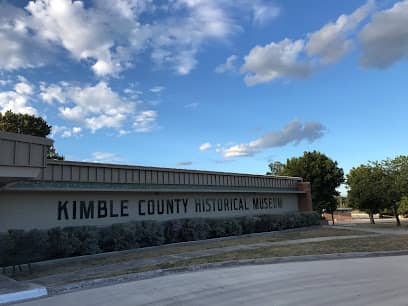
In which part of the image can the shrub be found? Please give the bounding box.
[99,223,139,252]
[0,212,320,267]
[138,221,165,247]
[47,227,76,258]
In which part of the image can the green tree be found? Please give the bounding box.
[379,156,408,226]
[347,163,386,224]
[0,110,51,136]
[0,110,64,160]
[397,196,408,217]
[266,161,285,175]
[278,151,344,216]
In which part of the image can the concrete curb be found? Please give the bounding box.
[0,287,47,305]
[48,250,408,296]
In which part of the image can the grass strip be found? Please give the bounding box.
[81,234,408,281]
[13,227,366,281]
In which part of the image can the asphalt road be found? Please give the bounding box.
[18,255,408,306]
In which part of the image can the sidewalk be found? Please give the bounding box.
[0,275,47,305]
[330,224,408,235]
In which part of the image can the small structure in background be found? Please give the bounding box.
[323,207,352,223]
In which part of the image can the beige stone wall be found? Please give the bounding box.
[0,191,299,231]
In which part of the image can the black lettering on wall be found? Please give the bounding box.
[139,200,146,215]
[182,199,188,213]
[224,199,230,211]
[174,199,181,213]
[98,200,108,218]
[109,200,119,218]
[217,199,223,212]
[121,200,129,217]
[167,200,174,214]
[80,201,94,219]
[157,200,164,215]
[147,200,155,215]
[72,201,77,219]
[195,199,202,213]
[58,201,69,220]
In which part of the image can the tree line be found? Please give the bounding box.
[347,157,408,225]
[268,152,408,226]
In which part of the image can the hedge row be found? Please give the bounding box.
[0,212,320,267]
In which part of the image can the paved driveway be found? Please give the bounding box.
[17,255,408,306]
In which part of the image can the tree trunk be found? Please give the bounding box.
[331,211,335,225]
[369,211,375,224]
[392,204,401,226]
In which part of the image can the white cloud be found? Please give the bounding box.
[0,0,282,76]
[240,1,376,85]
[149,86,165,93]
[89,152,124,164]
[199,142,212,151]
[215,55,238,73]
[51,125,82,138]
[241,39,310,86]
[306,0,375,64]
[359,0,408,68]
[55,81,135,132]
[0,79,12,86]
[0,3,51,71]
[40,83,66,104]
[0,78,37,115]
[218,120,326,158]
[184,102,199,109]
[39,81,153,133]
[251,2,280,26]
[26,0,125,77]
[14,80,33,95]
[176,161,193,166]
[133,110,158,132]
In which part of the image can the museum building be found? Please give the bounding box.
[0,131,312,232]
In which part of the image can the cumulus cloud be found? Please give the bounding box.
[25,0,129,77]
[0,0,281,76]
[0,77,37,115]
[56,81,135,132]
[199,142,212,151]
[215,55,238,73]
[359,0,408,68]
[39,80,157,134]
[218,120,326,158]
[89,152,124,164]
[241,39,311,86]
[133,110,158,133]
[306,0,375,64]
[240,1,375,85]
[149,86,165,93]
[0,3,52,71]
[251,2,281,26]
[184,102,199,109]
[40,83,66,104]
[51,125,82,138]
[176,161,193,166]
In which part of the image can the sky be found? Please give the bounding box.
[0,0,407,192]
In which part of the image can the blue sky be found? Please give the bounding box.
[0,0,407,191]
